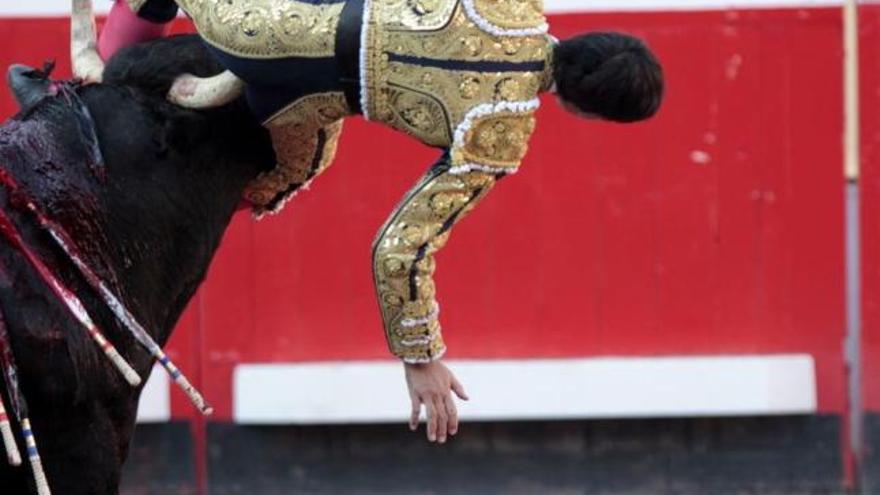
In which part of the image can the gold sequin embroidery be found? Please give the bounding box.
[380,0,458,31]
[467,0,546,31]
[385,86,452,147]
[455,112,536,168]
[373,166,497,362]
[385,4,547,63]
[244,92,349,212]
[364,0,548,150]
[175,0,344,59]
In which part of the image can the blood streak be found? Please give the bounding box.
[0,168,212,414]
[0,204,141,387]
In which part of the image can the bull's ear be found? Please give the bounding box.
[6,64,52,111]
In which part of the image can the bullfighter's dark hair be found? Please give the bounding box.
[553,32,664,123]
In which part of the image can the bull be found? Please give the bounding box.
[0,33,274,494]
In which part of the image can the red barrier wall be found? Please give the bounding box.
[0,8,848,421]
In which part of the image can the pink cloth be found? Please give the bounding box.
[98,0,171,61]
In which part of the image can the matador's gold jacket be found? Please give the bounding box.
[126,0,555,363]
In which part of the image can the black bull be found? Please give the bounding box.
[0,35,274,494]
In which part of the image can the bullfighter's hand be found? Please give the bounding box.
[404,361,469,444]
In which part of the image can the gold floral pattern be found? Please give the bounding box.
[384,3,547,63]
[467,0,545,31]
[380,0,459,31]
[174,0,344,59]
[454,111,536,168]
[364,0,547,147]
[244,92,349,214]
[373,166,497,362]
[386,86,452,146]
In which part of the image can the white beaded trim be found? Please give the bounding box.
[449,163,520,175]
[461,0,549,37]
[402,345,448,364]
[453,99,541,150]
[400,303,441,328]
[359,0,374,121]
[451,99,540,173]
[401,336,435,347]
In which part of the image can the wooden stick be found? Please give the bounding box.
[0,170,211,415]
[42,224,211,414]
[21,418,51,495]
[0,282,49,492]
[0,393,21,466]
[0,208,140,387]
[844,0,861,181]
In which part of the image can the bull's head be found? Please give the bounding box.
[71,0,244,108]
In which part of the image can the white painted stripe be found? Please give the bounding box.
[0,1,114,17]
[0,0,855,18]
[136,365,171,423]
[234,355,817,424]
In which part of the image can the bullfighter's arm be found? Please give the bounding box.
[372,154,501,364]
[373,109,536,363]
[98,0,178,60]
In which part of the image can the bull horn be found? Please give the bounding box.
[167,72,244,109]
[71,0,105,83]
